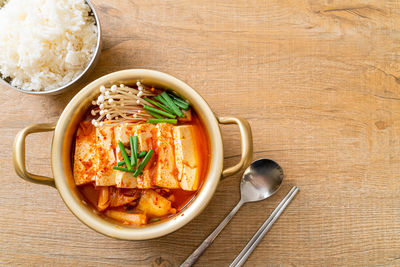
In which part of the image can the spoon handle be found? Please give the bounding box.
[229,186,299,267]
[180,200,244,267]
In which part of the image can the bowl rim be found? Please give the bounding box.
[51,69,224,240]
[0,0,102,95]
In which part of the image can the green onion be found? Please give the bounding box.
[147,118,178,124]
[117,151,147,166]
[173,99,189,110]
[155,95,173,111]
[143,105,176,119]
[149,218,161,223]
[130,136,138,167]
[113,166,135,173]
[161,92,184,117]
[137,151,147,158]
[133,149,154,177]
[168,94,190,110]
[118,141,132,170]
[145,109,163,119]
[143,97,174,114]
[170,94,188,105]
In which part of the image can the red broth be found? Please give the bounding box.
[74,97,210,225]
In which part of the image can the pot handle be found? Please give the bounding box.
[13,123,57,188]
[217,116,253,179]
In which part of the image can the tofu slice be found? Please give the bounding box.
[114,123,138,188]
[136,190,175,218]
[178,108,191,122]
[135,123,155,189]
[173,125,201,191]
[154,123,180,188]
[95,125,117,186]
[73,122,98,185]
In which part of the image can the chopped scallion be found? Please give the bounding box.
[137,151,147,158]
[143,105,176,119]
[173,99,189,110]
[130,136,138,167]
[117,151,147,166]
[161,92,184,117]
[143,97,174,114]
[133,149,154,177]
[145,109,163,119]
[118,141,132,170]
[155,95,173,111]
[147,118,178,124]
[168,93,190,110]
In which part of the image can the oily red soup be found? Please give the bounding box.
[72,82,210,225]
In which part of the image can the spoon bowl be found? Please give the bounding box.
[240,159,284,202]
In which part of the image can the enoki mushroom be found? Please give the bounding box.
[90,81,160,127]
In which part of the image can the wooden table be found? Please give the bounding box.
[1,0,399,266]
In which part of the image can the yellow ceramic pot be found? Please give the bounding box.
[13,69,253,240]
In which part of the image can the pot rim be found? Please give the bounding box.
[51,69,224,240]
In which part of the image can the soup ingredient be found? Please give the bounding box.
[114,137,153,177]
[73,122,97,185]
[160,92,184,118]
[143,97,173,113]
[0,0,98,91]
[147,119,178,124]
[155,123,180,189]
[130,136,138,167]
[105,210,147,225]
[91,82,158,126]
[136,190,176,218]
[91,82,191,126]
[137,151,147,158]
[173,126,202,191]
[145,110,163,119]
[143,105,176,119]
[114,123,154,188]
[180,109,192,122]
[98,187,110,211]
[143,92,189,122]
[131,124,154,188]
[109,188,141,207]
[133,149,153,177]
[117,151,147,166]
[169,94,190,110]
[96,126,116,186]
[74,110,209,225]
[118,141,132,170]
[155,95,174,112]
[75,122,201,190]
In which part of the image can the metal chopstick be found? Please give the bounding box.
[230,186,299,267]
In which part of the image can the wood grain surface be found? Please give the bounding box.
[1,0,400,266]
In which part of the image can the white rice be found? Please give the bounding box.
[0,0,98,91]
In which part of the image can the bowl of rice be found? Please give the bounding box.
[0,0,102,95]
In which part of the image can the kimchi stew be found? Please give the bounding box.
[73,82,210,225]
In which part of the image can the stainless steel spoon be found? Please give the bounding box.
[181,158,284,267]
